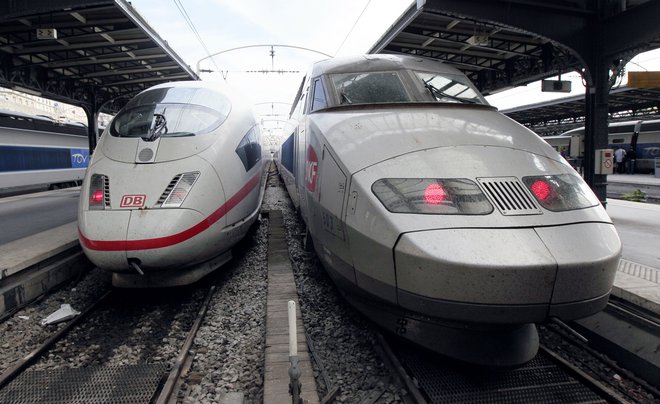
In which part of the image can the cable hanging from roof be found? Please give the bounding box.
[172,0,220,72]
[334,0,372,57]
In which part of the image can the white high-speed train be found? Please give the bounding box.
[277,55,621,366]
[78,81,267,287]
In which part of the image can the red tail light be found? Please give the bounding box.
[424,183,446,205]
[523,174,600,211]
[90,190,104,204]
[88,174,107,210]
[530,180,552,202]
[372,178,493,215]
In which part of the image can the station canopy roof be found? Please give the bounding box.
[502,86,660,135]
[369,0,660,96]
[0,0,198,113]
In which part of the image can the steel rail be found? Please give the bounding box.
[0,289,112,390]
[538,345,629,404]
[374,332,427,404]
[154,284,217,404]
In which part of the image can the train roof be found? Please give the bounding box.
[561,118,660,135]
[309,54,465,78]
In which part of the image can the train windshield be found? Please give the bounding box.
[109,87,231,139]
[414,71,487,105]
[331,71,411,105]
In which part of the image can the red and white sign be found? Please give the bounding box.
[305,145,319,192]
[120,194,146,208]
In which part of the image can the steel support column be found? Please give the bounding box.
[583,58,611,205]
[83,92,98,154]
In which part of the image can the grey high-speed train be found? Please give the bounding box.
[78,81,267,288]
[277,54,622,366]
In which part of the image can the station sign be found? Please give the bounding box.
[628,71,660,88]
[36,28,57,39]
[542,80,572,93]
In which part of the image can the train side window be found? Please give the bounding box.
[310,78,327,112]
[235,126,262,171]
[611,138,625,144]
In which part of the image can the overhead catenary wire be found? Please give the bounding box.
[333,0,372,57]
[171,0,221,72]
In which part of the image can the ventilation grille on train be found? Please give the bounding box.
[103,175,111,208]
[157,174,183,206]
[477,177,542,216]
[156,172,200,208]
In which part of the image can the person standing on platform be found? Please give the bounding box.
[614,147,626,174]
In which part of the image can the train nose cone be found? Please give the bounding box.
[536,222,621,319]
[394,228,557,324]
[394,222,621,324]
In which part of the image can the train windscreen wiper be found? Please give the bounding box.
[146,112,168,141]
[424,81,476,104]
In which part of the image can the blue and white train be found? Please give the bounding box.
[544,119,660,173]
[0,109,90,195]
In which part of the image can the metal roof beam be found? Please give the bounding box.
[401,28,537,58]
[80,63,179,78]
[108,73,191,86]
[31,52,168,68]
[601,1,660,58]
[5,38,152,55]
[0,19,128,34]
[0,28,142,48]
[419,0,592,58]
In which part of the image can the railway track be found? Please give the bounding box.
[2,167,657,403]
[0,282,215,403]
[372,310,659,404]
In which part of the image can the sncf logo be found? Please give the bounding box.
[120,194,146,208]
[305,145,318,192]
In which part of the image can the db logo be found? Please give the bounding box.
[305,145,318,192]
[120,194,146,208]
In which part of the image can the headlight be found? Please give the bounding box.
[372,178,493,214]
[523,174,600,211]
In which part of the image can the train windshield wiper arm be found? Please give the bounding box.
[164,132,195,137]
[146,112,168,141]
[424,81,476,104]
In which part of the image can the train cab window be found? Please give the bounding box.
[414,71,487,105]
[110,87,231,139]
[331,71,410,105]
[310,78,327,111]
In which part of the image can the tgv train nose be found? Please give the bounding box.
[394,222,621,324]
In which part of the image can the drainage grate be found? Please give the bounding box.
[0,363,168,404]
[478,177,542,216]
[397,346,606,404]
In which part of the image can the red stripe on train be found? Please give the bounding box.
[79,172,261,251]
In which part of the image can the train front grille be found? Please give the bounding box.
[477,177,542,216]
